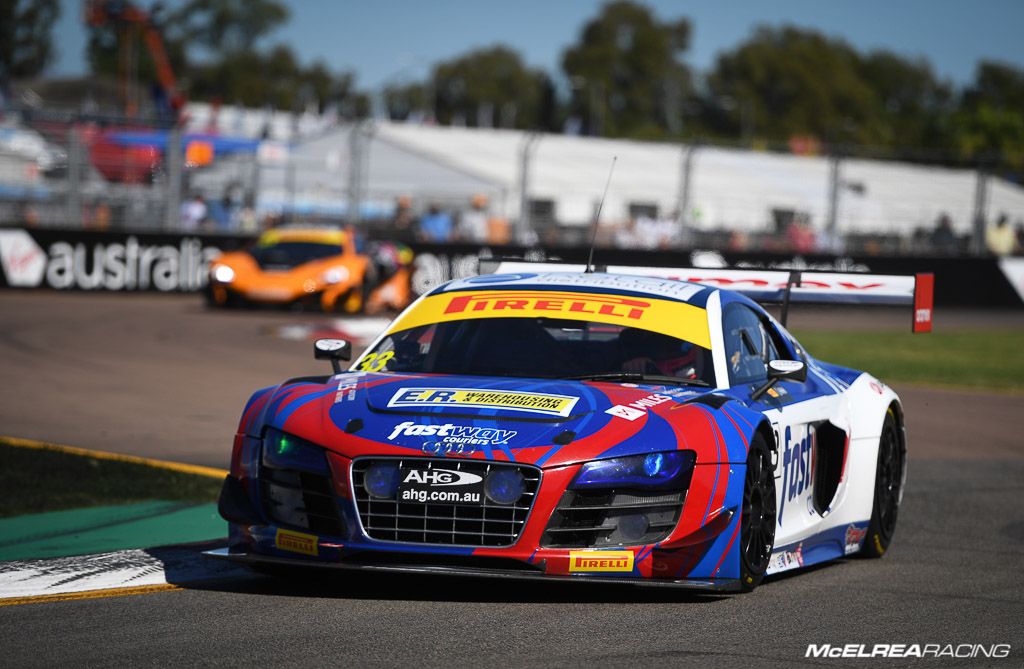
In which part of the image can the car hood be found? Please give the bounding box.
[257,372,755,467]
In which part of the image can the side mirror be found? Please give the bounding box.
[751,359,806,401]
[314,338,351,374]
[767,359,807,382]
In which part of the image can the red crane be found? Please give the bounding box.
[84,0,185,119]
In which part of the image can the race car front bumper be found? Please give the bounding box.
[202,547,741,592]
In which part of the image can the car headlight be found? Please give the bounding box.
[262,427,329,475]
[212,264,235,283]
[321,266,350,285]
[363,461,401,499]
[570,451,696,491]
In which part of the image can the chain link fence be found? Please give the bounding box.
[2,109,1021,256]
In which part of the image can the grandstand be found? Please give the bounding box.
[192,109,1024,240]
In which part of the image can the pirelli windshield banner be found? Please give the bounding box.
[386,288,713,349]
[0,227,250,292]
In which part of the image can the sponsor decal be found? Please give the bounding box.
[398,467,484,503]
[844,524,868,554]
[604,393,673,421]
[401,468,483,487]
[385,290,711,349]
[388,421,516,445]
[568,550,635,573]
[0,229,47,287]
[0,232,222,291]
[334,373,364,403]
[274,529,319,556]
[998,257,1024,304]
[388,387,579,417]
[768,542,803,571]
[778,424,815,525]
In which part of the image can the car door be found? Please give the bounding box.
[721,301,840,548]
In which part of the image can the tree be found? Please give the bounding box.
[84,0,364,116]
[858,50,953,151]
[0,0,60,81]
[705,26,880,146]
[166,0,289,57]
[431,45,551,129]
[187,45,364,113]
[561,1,693,138]
[950,61,1024,170]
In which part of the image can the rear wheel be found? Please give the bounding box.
[861,409,905,557]
[740,435,776,591]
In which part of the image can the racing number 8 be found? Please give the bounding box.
[357,351,394,372]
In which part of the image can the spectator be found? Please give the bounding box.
[390,195,416,243]
[613,217,641,248]
[930,213,957,254]
[417,203,453,243]
[456,194,489,243]
[180,194,207,231]
[985,213,1016,256]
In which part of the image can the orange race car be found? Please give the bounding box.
[205,227,413,314]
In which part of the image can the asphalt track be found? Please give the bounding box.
[1,292,1023,667]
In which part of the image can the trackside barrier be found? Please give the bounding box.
[0,227,1021,308]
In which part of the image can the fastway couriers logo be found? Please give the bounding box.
[387,421,517,445]
[604,393,673,421]
[443,291,651,320]
[387,388,579,417]
[568,550,635,573]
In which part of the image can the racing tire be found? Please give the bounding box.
[740,435,776,591]
[861,408,905,558]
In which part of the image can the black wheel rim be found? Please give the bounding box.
[742,450,776,573]
[876,423,903,538]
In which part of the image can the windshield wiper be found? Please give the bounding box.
[567,372,711,387]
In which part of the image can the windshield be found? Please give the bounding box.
[249,242,343,270]
[355,317,714,385]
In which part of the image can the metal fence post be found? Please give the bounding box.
[347,121,364,226]
[66,125,83,227]
[516,133,539,243]
[971,166,989,255]
[164,126,183,230]
[676,143,697,232]
[825,153,841,239]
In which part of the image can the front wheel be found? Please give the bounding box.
[740,435,776,591]
[861,408,905,557]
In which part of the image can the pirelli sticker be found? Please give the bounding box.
[385,290,710,349]
[388,387,579,417]
[568,550,635,573]
[275,528,319,556]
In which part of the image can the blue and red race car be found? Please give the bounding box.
[209,265,932,591]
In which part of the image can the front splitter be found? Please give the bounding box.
[202,548,741,592]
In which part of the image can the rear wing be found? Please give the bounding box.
[479,260,934,333]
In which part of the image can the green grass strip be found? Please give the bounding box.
[0,439,223,518]
[792,329,1024,393]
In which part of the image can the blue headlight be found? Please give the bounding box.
[262,428,329,475]
[485,469,526,505]
[363,462,401,499]
[571,450,695,491]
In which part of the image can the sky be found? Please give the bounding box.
[51,0,1024,91]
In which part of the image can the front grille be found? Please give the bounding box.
[541,489,686,548]
[260,458,345,537]
[352,458,540,547]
